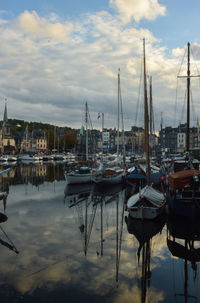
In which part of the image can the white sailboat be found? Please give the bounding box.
[127,38,166,220]
[65,102,92,184]
[92,70,125,184]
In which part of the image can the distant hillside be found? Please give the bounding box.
[2,119,78,134]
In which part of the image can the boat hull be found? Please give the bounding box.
[92,174,124,185]
[65,173,92,185]
[167,195,200,217]
[128,203,166,220]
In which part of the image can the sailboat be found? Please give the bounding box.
[126,39,166,220]
[65,102,92,184]
[92,70,125,184]
[126,76,165,185]
[167,42,200,217]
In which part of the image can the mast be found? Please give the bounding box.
[149,76,153,156]
[178,42,200,151]
[102,112,104,153]
[186,42,190,152]
[143,38,151,185]
[117,70,120,157]
[57,128,60,153]
[25,124,28,153]
[85,102,88,161]
[100,200,103,256]
[118,69,126,164]
[54,125,56,152]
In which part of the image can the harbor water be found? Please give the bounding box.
[0,162,200,302]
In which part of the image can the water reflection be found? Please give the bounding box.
[167,214,200,302]
[0,212,19,254]
[126,215,166,303]
[0,162,65,188]
[65,182,127,266]
[0,162,199,302]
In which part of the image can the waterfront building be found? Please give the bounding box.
[2,104,16,154]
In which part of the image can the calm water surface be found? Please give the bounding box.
[0,162,200,303]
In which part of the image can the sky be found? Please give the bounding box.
[1,0,200,131]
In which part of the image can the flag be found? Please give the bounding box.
[97,112,101,119]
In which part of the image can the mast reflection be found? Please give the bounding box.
[167,214,200,302]
[126,215,166,303]
[0,212,19,254]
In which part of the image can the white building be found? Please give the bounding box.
[102,130,110,148]
[177,132,186,152]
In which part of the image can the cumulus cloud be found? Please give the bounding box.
[0,6,199,130]
[109,0,166,23]
[16,10,73,42]
[172,47,185,57]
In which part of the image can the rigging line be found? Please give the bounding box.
[177,46,187,77]
[190,47,200,88]
[190,90,196,125]
[135,56,143,126]
[88,109,93,130]
[180,88,187,125]
[119,79,126,158]
[25,249,84,278]
[86,204,97,252]
[0,225,18,253]
[172,251,178,302]
[116,192,126,272]
[152,96,155,135]
[174,77,179,128]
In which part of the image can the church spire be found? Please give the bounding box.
[3,102,8,124]
[2,102,9,137]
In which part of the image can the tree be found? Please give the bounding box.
[61,132,77,151]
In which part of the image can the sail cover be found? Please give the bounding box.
[168,169,200,190]
[127,185,165,208]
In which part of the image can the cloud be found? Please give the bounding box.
[15,10,73,42]
[0,6,199,130]
[172,47,185,57]
[109,0,166,23]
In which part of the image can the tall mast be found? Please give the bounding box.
[178,42,200,151]
[186,42,190,151]
[118,69,126,164]
[143,38,150,185]
[149,76,153,157]
[102,112,104,153]
[54,125,56,151]
[85,102,88,161]
[117,69,120,156]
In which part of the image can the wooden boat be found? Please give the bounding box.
[166,43,200,217]
[126,39,166,220]
[127,185,166,220]
[167,169,200,217]
[92,167,125,184]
